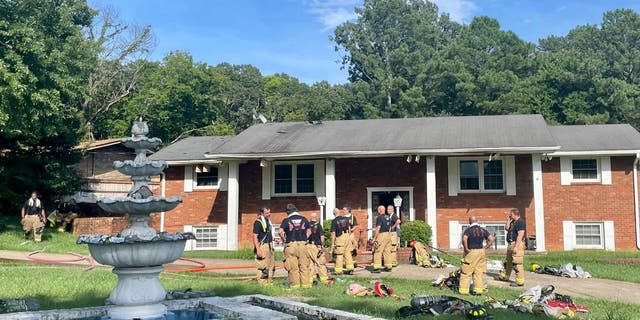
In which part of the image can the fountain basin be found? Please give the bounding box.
[89,240,187,267]
[114,160,168,177]
[122,137,162,150]
[98,197,182,215]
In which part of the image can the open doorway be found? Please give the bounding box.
[366,187,414,240]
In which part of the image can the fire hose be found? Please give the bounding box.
[26,251,96,271]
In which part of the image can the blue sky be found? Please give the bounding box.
[97,0,640,85]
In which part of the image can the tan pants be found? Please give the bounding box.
[390,232,399,266]
[255,243,275,285]
[413,242,430,267]
[372,232,393,269]
[306,244,328,283]
[22,215,44,242]
[349,232,359,254]
[459,249,487,294]
[334,233,354,274]
[502,242,525,285]
[283,241,311,288]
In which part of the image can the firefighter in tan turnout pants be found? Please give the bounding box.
[278,204,312,288]
[387,205,400,267]
[21,192,46,242]
[252,207,275,285]
[331,208,354,275]
[459,216,494,295]
[307,212,329,284]
[343,206,359,260]
[372,205,393,273]
[500,208,526,286]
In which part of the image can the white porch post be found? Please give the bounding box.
[426,156,437,247]
[325,159,336,219]
[227,161,239,250]
[532,155,546,252]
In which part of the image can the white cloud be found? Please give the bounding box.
[307,0,360,31]
[431,0,478,23]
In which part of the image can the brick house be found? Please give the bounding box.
[149,115,640,252]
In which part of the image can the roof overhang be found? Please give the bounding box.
[205,146,561,160]
[548,150,640,156]
[164,159,223,165]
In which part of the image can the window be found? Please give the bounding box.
[458,159,504,192]
[194,165,219,188]
[460,223,506,249]
[575,223,603,248]
[273,162,315,195]
[571,159,599,182]
[193,226,218,249]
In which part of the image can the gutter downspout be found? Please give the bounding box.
[634,153,640,250]
[160,172,166,232]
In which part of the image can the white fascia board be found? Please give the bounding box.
[165,160,223,165]
[205,146,562,160]
[549,150,640,156]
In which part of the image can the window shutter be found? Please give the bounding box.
[601,156,612,185]
[314,160,325,196]
[603,221,615,251]
[184,166,193,192]
[562,221,574,251]
[261,162,271,200]
[560,158,571,185]
[449,220,460,249]
[505,156,517,195]
[218,163,228,191]
[447,158,459,196]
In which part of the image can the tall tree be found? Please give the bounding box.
[0,0,96,210]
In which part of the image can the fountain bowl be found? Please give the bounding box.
[114,160,168,177]
[89,240,187,268]
[98,196,182,215]
[122,136,162,150]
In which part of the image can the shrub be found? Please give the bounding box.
[400,220,432,246]
[323,219,332,247]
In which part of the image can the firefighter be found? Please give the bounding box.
[306,212,329,284]
[252,207,275,285]
[499,208,526,286]
[371,205,393,273]
[387,205,401,267]
[278,204,312,288]
[21,192,46,242]
[459,216,494,295]
[331,208,354,275]
[343,206,359,257]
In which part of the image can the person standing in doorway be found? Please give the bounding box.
[387,205,400,267]
[372,205,393,273]
[21,192,46,242]
[278,204,312,288]
[331,208,355,275]
[459,216,494,295]
[252,207,275,285]
[306,212,329,284]
[499,208,526,286]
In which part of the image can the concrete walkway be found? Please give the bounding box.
[2,250,639,305]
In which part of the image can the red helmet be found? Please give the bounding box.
[409,240,416,247]
[374,281,395,297]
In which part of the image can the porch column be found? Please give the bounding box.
[426,156,437,247]
[227,161,239,250]
[325,159,336,219]
[531,155,546,252]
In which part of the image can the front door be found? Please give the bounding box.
[366,187,414,240]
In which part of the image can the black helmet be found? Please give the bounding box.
[466,305,490,319]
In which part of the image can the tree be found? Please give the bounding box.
[0,0,96,210]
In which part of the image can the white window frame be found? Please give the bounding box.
[271,224,284,252]
[573,222,604,249]
[184,164,227,193]
[193,225,219,250]
[194,164,220,190]
[457,157,505,193]
[457,223,507,249]
[570,158,600,183]
[271,161,316,197]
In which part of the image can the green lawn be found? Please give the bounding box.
[0,261,638,319]
[0,215,89,255]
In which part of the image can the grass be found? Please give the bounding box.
[487,250,640,283]
[0,215,89,255]
[1,261,639,319]
[182,247,284,261]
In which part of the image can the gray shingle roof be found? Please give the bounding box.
[149,136,231,161]
[548,124,640,152]
[208,114,560,158]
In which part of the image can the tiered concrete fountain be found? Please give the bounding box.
[78,119,193,320]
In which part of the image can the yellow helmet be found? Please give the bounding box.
[531,263,541,272]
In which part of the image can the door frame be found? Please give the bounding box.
[366,186,414,240]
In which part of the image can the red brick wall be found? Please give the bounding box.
[163,166,228,233]
[542,156,639,250]
[73,215,161,235]
[436,155,535,248]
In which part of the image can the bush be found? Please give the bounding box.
[400,220,432,246]
[323,219,332,247]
